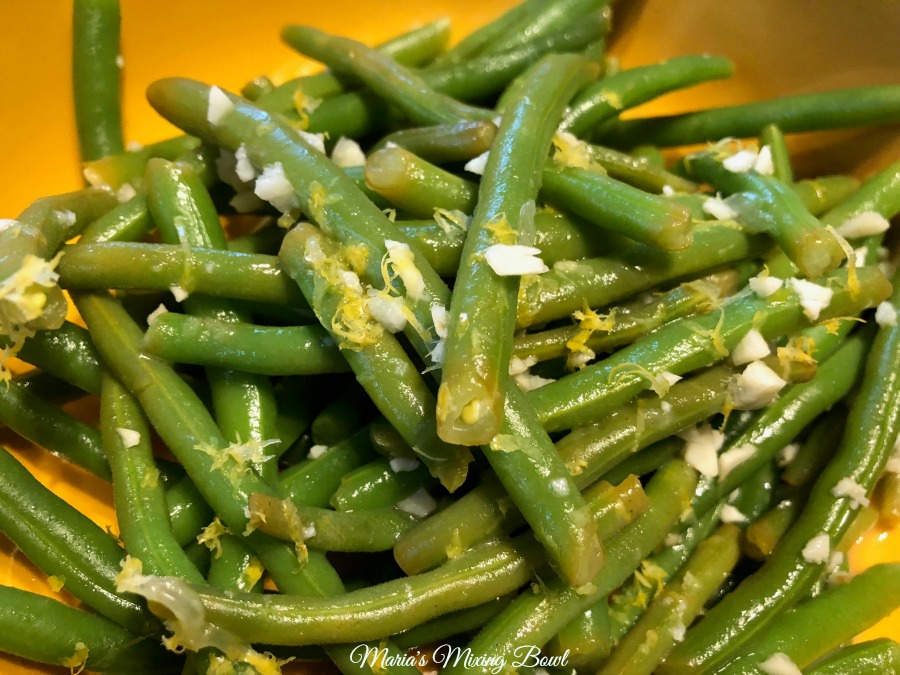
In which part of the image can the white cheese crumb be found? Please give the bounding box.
[229,190,264,213]
[731,329,770,366]
[801,533,831,564]
[389,457,420,473]
[749,273,783,298]
[789,278,833,321]
[234,144,257,183]
[660,401,673,414]
[302,524,317,540]
[116,183,137,203]
[430,304,449,339]
[483,244,548,276]
[728,360,787,409]
[655,371,683,395]
[722,149,758,173]
[254,162,298,214]
[671,621,687,643]
[307,444,328,459]
[678,424,724,478]
[384,239,426,301]
[206,86,234,126]
[429,338,445,366]
[115,428,142,449]
[665,532,683,546]
[702,195,739,221]
[718,443,757,481]
[115,54,125,68]
[662,185,676,197]
[567,351,593,371]
[366,294,407,333]
[297,130,326,154]
[836,211,891,239]
[550,478,570,496]
[53,210,77,228]
[126,140,143,151]
[831,477,869,509]
[396,488,438,518]
[753,145,774,175]
[759,653,802,675]
[776,443,800,467]
[331,137,366,168]
[464,150,490,176]
[338,270,363,295]
[875,301,897,327]
[719,504,748,524]
[170,285,189,302]
[146,303,168,326]
[513,371,555,392]
[509,355,538,377]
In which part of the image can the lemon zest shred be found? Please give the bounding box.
[61,642,89,675]
[484,212,517,245]
[291,86,321,130]
[826,225,860,299]
[608,362,678,397]
[197,518,230,559]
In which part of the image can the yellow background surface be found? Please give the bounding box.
[0,1,898,673]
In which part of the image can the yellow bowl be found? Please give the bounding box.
[0,1,898,673]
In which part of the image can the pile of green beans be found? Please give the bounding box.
[0,1,898,674]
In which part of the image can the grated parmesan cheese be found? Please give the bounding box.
[831,477,869,508]
[728,360,787,409]
[835,211,891,239]
[430,304,449,338]
[170,285,189,302]
[875,301,897,327]
[701,195,738,221]
[719,504,748,524]
[731,328,770,366]
[722,149,758,173]
[678,424,724,478]
[206,86,234,126]
[464,151,490,175]
[234,144,257,182]
[513,371,555,392]
[115,428,141,449]
[297,130,327,154]
[801,533,831,564]
[483,244,548,276]
[53,209,77,228]
[759,653,802,675]
[662,185,676,196]
[397,488,437,518]
[384,239,426,301]
[776,443,800,467]
[366,293,407,333]
[753,145,774,175]
[509,355,538,377]
[789,278,833,321]
[116,183,137,203]
[749,272,783,298]
[254,162,298,214]
[146,303,168,326]
[331,137,366,168]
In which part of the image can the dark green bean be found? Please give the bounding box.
[759,124,793,182]
[82,136,200,190]
[330,458,434,512]
[802,640,900,675]
[311,381,376,445]
[374,121,497,163]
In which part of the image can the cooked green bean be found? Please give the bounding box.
[818,158,900,229]
[596,85,900,147]
[73,0,124,160]
[562,55,735,135]
[587,143,699,193]
[374,121,497,163]
[143,313,347,376]
[82,136,201,190]
[311,381,376,445]
[330,458,435,512]
[803,639,900,675]
[791,175,861,216]
[759,124,793,182]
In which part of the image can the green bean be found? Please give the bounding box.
[225,220,285,254]
[282,25,491,126]
[80,194,155,244]
[82,136,201,190]
[393,595,515,651]
[513,269,744,363]
[248,493,418,553]
[438,54,599,444]
[0,446,155,634]
[527,266,889,433]
[5,369,85,407]
[330,458,434,512]
[0,585,174,674]
[72,0,123,160]
[791,175,861,216]
[365,145,478,217]
[716,564,900,674]
[374,121,497,163]
[562,55,735,136]
[745,499,800,560]
[597,524,742,675]
[687,151,846,278]
[546,601,612,668]
[488,0,607,54]
[587,143,699,194]
[600,437,682,485]
[101,371,203,581]
[441,460,698,675]
[803,639,900,675]
[279,429,378,508]
[818,158,900,230]
[0,377,109,479]
[759,124,793,182]
[595,85,900,147]
[279,222,472,491]
[631,144,666,166]
[541,167,693,249]
[59,242,306,306]
[781,413,844,488]
[165,476,214,548]
[259,18,453,113]
[311,381,376,445]
[143,313,347,376]
[515,223,769,328]
[206,535,264,593]
[660,268,900,674]
[241,75,273,101]
[369,415,417,460]
[426,0,538,66]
